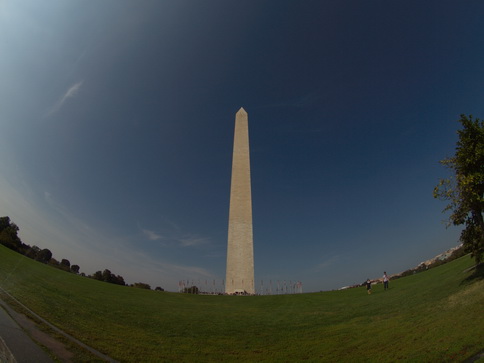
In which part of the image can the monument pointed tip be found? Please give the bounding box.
[237,107,247,115]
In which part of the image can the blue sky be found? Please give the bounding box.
[1,1,483,292]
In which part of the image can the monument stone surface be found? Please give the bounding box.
[225,107,255,294]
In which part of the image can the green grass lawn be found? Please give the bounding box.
[1,245,483,362]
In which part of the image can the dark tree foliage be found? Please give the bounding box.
[102,269,114,283]
[132,282,151,290]
[114,275,126,286]
[0,216,133,283]
[91,269,126,285]
[434,115,484,263]
[36,248,52,263]
[0,216,22,251]
[182,286,199,294]
[0,216,82,273]
[49,258,60,267]
[59,258,71,271]
[0,216,10,231]
[155,286,164,291]
[92,270,103,281]
[25,245,41,259]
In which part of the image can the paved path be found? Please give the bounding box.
[0,303,53,363]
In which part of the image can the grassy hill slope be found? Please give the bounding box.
[0,245,483,362]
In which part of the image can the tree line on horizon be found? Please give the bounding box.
[0,216,163,291]
[1,114,482,292]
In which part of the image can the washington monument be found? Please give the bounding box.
[225,107,254,294]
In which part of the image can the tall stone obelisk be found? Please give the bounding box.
[225,107,254,294]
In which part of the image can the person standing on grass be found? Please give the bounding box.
[383,272,389,290]
[366,279,372,294]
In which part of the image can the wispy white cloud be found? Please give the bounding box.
[141,228,163,241]
[43,190,91,232]
[314,255,340,271]
[45,80,84,117]
[138,222,210,247]
[129,250,213,278]
[178,235,210,247]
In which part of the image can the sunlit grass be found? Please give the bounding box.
[1,245,482,362]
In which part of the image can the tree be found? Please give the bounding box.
[182,286,199,294]
[49,258,60,267]
[60,259,71,271]
[92,270,103,281]
[61,258,70,266]
[91,269,125,285]
[102,269,114,283]
[434,115,484,263]
[25,245,41,259]
[70,264,80,274]
[0,216,22,251]
[113,275,126,286]
[0,216,9,231]
[132,282,151,290]
[36,248,52,263]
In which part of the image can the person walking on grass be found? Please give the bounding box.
[383,272,389,290]
[366,279,372,294]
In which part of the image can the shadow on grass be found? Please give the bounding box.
[461,263,484,286]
